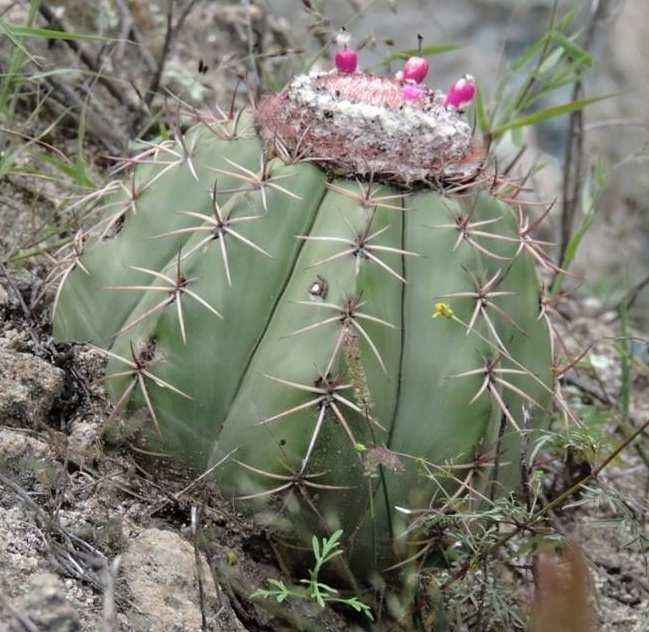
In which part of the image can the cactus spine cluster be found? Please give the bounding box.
[53,41,557,580]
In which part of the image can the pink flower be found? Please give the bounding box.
[335,48,358,74]
[402,56,429,84]
[335,30,358,74]
[445,75,476,110]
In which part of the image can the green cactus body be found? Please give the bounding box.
[53,67,553,580]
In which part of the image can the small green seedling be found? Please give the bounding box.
[251,530,373,620]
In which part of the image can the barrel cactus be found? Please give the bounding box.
[52,39,556,583]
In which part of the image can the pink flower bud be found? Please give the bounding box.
[402,83,425,102]
[402,56,429,84]
[445,75,476,110]
[335,48,358,74]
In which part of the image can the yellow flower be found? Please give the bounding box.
[432,302,454,320]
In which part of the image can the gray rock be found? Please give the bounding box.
[120,528,242,631]
[0,350,64,427]
[10,573,81,632]
[0,428,62,490]
[0,428,53,462]
[67,420,101,466]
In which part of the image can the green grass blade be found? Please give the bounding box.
[490,95,613,137]
[547,30,592,68]
[34,151,96,188]
[551,160,607,295]
[511,34,548,72]
[0,0,42,116]
[475,89,489,136]
[0,19,38,63]
[382,43,460,64]
[2,22,118,43]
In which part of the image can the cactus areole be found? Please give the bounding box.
[53,52,554,582]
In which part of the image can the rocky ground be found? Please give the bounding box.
[1,1,649,630]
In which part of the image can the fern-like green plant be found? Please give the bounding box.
[252,529,373,620]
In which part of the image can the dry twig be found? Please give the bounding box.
[557,0,609,269]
